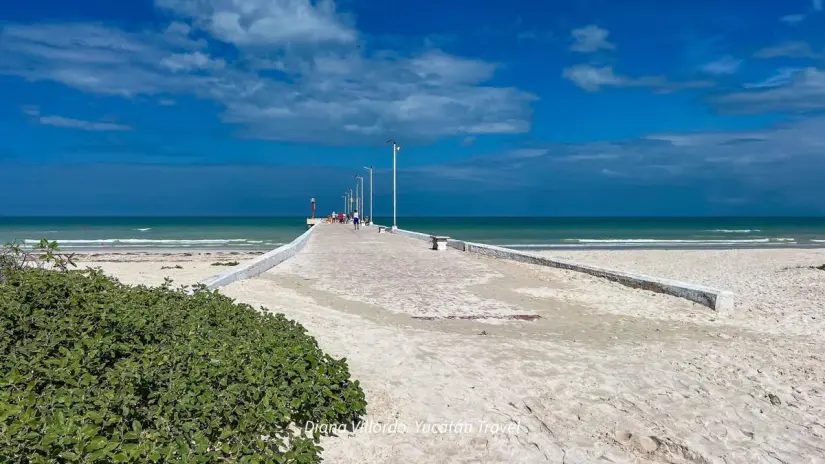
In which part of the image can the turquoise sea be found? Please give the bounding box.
[2,217,825,251]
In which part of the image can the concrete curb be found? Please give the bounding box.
[198,223,319,290]
[388,228,734,311]
[390,228,431,242]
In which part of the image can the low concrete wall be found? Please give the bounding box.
[381,226,733,311]
[390,228,432,242]
[462,241,734,311]
[198,223,318,290]
[447,239,467,251]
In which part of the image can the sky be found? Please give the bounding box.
[1,0,824,216]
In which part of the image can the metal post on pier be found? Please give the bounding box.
[355,175,364,220]
[386,140,401,230]
[364,166,373,225]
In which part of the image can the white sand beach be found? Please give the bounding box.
[74,235,825,464]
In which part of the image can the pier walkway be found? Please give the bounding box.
[219,224,816,464]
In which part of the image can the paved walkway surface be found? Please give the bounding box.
[281,224,540,320]
[218,224,823,464]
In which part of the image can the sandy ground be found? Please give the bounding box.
[74,251,262,287]
[79,232,825,464]
[541,249,825,338]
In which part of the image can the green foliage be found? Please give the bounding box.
[0,244,366,463]
[211,262,240,267]
[0,239,76,284]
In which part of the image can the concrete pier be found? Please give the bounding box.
[228,223,711,323]
[213,224,812,463]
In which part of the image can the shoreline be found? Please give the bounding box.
[41,248,267,255]
[26,242,825,254]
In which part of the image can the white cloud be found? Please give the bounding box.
[155,0,356,46]
[754,41,820,59]
[780,14,805,24]
[562,65,712,93]
[507,148,549,159]
[646,118,825,163]
[160,51,226,71]
[0,15,536,143]
[0,23,211,96]
[34,115,131,131]
[815,0,823,11]
[700,56,742,75]
[562,65,623,91]
[407,50,498,85]
[743,68,800,89]
[22,104,130,131]
[714,67,825,113]
[426,117,825,198]
[570,25,614,53]
[21,105,40,116]
[600,168,625,177]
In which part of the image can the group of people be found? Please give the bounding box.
[328,211,370,230]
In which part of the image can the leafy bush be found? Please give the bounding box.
[0,239,76,284]
[0,245,366,463]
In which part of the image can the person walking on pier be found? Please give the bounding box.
[353,209,360,230]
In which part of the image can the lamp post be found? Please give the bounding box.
[342,195,346,218]
[386,139,401,230]
[363,166,373,224]
[355,175,364,217]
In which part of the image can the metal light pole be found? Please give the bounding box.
[363,166,373,224]
[355,175,364,219]
[342,195,346,217]
[386,140,401,229]
[354,178,358,214]
[350,189,354,217]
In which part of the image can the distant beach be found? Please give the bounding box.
[3,216,825,251]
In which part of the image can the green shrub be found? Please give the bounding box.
[0,254,365,462]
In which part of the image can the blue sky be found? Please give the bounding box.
[1,0,824,216]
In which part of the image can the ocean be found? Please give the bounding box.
[1,217,825,251]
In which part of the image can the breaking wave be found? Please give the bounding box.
[707,229,761,233]
[21,238,281,249]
